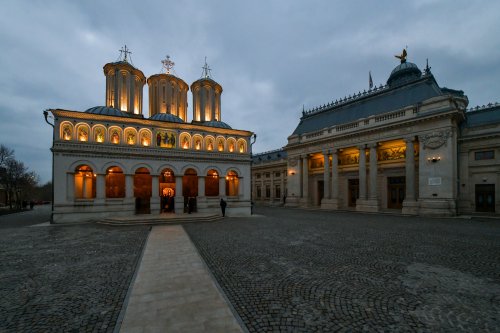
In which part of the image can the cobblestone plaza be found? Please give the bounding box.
[1,207,499,332]
[185,207,500,332]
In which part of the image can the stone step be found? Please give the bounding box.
[98,214,223,226]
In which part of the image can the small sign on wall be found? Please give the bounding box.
[428,177,442,186]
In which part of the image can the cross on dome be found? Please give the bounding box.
[119,45,132,63]
[201,57,212,79]
[161,55,175,74]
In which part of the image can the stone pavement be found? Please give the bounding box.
[185,207,500,332]
[119,225,243,332]
[0,223,149,332]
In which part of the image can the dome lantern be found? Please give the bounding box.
[103,45,146,116]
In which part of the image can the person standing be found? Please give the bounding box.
[220,198,227,217]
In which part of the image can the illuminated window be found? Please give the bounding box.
[94,127,105,143]
[140,132,151,146]
[225,170,239,196]
[78,126,89,142]
[74,165,96,199]
[106,166,125,198]
[205,169,219,196]
[110,129,120,144]
[62,124,72,140]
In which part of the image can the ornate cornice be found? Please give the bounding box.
[50,109,252,136]
[51,142,251,162]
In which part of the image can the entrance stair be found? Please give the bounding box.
[98,213,223,226]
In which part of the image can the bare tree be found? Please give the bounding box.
[0,144,39,209]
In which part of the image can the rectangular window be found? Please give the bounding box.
[275,185,281,198]
[275,171,280,178]
[475,151,494,160]
[256,173,261,179]
[256,186,261,198]
[265,172,270,178]
[265,186,271,198]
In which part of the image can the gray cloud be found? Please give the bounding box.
[0,0,498,183]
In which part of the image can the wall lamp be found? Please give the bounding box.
[427,156,441,163]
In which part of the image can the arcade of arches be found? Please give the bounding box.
[72,165,240,213]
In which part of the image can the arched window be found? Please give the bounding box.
[139,130,151,146]
[183,168,198,197]
[226,170,239,197]
[205,169,219,196]
[76,124,90,142]
[227,138,236,153]
[106,166,125,198]
[93,126,105,143]
[74,165,96,199]
[237,139,247,153]
[61,122,73,141]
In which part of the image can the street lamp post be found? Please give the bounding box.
[249,133,257,214]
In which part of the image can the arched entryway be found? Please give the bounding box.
[183,168,198,213]
[106,166,125,198]
[134,167,151,214]
[226,170,239,197]
[205,169,219,196]
[74,165,96,199]
[160,168,175,213]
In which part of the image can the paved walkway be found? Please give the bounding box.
[119,225,243,333]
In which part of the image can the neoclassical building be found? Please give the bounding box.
[46,50,253,223]
[252,53,499,216]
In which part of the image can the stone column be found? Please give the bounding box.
[198,176,205,197]
[269,172,274,204]
[369,144,378,200]
[300,155,309,206]
[150,175,160,213]
[197,175,207,211]
[280,171,285,204]
[358,145,367,200]
[323,150,331,199]
[125,174,134,204]
[405,138,415,200]
[402,137,418,215]
[174,175,184,214]
[95,173,105,203]
[331,150,339,200]
[219,176,226,197]
[67,173,75,201]
[356,144,379,212]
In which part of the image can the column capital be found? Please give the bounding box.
[405,136,415,144]
[331,148,339,155]
[368,142,378,149]
[357,144,366,150]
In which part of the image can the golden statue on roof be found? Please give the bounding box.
[395,48,407,64]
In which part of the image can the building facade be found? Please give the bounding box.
[252,55,500,216]
[252,149,288,206]
[47,52,253,223]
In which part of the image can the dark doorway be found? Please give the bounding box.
[475,184,495,212]
[388,176,405,209]
[348,179,359,207]
[134,167,151,214]
[160,168,176,213]
[317,181,324,206]
[183,168,198,213]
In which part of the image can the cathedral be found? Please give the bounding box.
[46,48,254,223]
[252,52,500,216]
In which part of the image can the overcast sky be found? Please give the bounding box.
[1,0,499,184]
